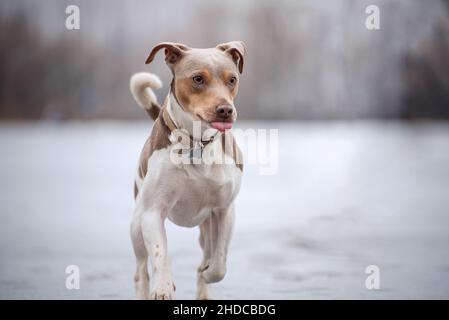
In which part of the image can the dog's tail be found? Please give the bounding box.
[130,72,162,121]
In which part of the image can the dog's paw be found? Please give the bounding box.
[202,263,226,284]
[150,277,176,300]
[196,276,211,300]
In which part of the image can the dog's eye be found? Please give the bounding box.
[192,75,204,85]
[228,76,237,86]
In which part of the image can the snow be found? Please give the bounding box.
[0,120,449,299]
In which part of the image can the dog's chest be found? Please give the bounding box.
[146,147,241,227]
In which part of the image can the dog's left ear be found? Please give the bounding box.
[216,41,246,74]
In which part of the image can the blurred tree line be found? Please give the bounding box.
[0,12,99,119]
[0,0,448,121]
[402,15,449,118]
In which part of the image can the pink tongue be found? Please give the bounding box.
[210,122,233,132]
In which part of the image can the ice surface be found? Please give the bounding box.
[0,121,449,299]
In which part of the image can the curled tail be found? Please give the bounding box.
[129,72,162,120]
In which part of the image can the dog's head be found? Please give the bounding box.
[145,41,246,132]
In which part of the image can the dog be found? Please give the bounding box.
[129,41,245,300]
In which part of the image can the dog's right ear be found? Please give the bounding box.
[145,42,190,68]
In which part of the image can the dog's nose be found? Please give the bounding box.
[216,104,234,119]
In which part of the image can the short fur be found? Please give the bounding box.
[130,41,245,300]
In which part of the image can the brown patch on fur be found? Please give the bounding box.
[175,77,193,110]
[134,109,171,199]
[146,102,161,121]
[175,74,236,123]
[134,181,139,199]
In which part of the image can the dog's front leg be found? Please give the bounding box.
[141,209,175,300]
[197,218,212,299]
[201,204,235,286]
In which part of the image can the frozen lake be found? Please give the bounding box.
[1,121,449,299]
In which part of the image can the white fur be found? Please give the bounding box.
[130,89,242,300]
[129,72,162,111]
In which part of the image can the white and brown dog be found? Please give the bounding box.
[129,41,245,300]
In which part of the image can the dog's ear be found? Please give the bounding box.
[145,42,190,68]
[216,41,246,74]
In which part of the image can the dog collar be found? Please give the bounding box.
[162,106,178,133]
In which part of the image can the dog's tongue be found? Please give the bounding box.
[210,122,233,132]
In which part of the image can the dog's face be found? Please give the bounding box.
[145,42,246,131]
